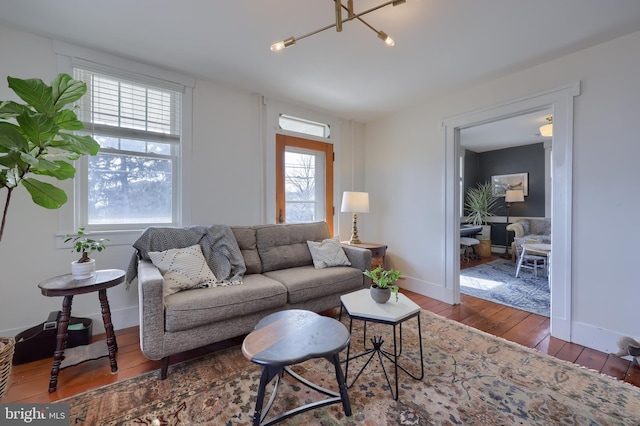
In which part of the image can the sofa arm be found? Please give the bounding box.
[138,259,166,360]
[342,245,372,272]
[506,222,525,238]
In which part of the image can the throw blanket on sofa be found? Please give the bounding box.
[125,225,246,289]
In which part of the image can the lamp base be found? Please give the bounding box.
[349,213,361,245]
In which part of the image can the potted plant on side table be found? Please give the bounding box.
[464,181,499,258]
[364,266,402,303]
[63,228,109,280]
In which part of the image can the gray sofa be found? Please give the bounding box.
[135,221,372,379]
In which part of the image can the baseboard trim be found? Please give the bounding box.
[0,305,140,338]
[399,276,455,304]
[571,321,638,355]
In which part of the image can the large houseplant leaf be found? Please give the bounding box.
[0,122,29,152]
[21,178,68,209]
[52,133,100,155]
[7,76,55,115]
[16,112,58,147]
[50,73,87,110]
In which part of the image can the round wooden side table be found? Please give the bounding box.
[242,309,352,426]
[38,269,125,393]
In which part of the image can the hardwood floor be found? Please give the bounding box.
[4,262,639,403]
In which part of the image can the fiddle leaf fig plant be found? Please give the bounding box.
[0,73,99,242]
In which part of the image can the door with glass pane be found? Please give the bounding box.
[276,134,334,233]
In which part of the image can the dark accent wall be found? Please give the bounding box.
[464,142,546,247]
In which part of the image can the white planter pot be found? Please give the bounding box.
[71,259,96,280]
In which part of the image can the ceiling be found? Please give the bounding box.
[459,109,553,153]
[1,0,640,128]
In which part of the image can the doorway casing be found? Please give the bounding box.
[442,82,580,342]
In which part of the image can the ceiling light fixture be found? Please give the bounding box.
[539,116,553,137]
[270,0,406,52]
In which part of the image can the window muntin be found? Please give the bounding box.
[74,68,182,228]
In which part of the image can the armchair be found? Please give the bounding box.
[506,218,551,260]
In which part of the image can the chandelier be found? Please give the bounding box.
[271,0,407,51]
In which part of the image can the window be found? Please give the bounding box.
[275,134,334,233]
[74,68,182,229]
[284,149,325,223]
[279,114,330,138]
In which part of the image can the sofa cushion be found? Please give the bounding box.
[256,222,330,272]
[231,226,262,274]
[264,265,363,304]
[164,274,287,332]
[148,244,217,297]
[307,237,351,268]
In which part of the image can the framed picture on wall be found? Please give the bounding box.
[491,172,528,196]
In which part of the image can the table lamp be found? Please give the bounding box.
[341,191,369,244]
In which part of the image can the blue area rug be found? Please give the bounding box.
[460,259,550,317]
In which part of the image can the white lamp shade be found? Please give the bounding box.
[505,189,525,203]
[341,191,369,213]
[539,123,553,137]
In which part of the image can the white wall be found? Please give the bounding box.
[3,20,638,356]
[0,24,363,336]
[363,30,640,354]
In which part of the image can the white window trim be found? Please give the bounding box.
[54,41,194,245]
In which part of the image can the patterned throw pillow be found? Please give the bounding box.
[307,237,352,269]
[149,244,217,297]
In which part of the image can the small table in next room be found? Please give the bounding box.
[38,269,124,393]
[340,289,424,400]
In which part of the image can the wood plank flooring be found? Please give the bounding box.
[4,257,639,403]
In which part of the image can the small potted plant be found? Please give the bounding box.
[63,228,109,279]
[364,266,402,303]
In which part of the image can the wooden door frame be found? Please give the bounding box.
[276,134,334,234]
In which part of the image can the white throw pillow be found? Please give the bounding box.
[307,237,351,269]
[149,244,217,297]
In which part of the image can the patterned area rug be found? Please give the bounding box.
[62,310,640,425]
[461,259,550,316]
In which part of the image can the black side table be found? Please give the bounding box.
[38,269,124,393]
[242,309,352,426]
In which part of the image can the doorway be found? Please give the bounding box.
[458,110,552,316]
[443,83,580,341]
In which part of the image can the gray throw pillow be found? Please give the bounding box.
[307,237,351,269]
[149,244,217,297]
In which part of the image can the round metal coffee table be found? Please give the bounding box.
[242,309,352,426]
